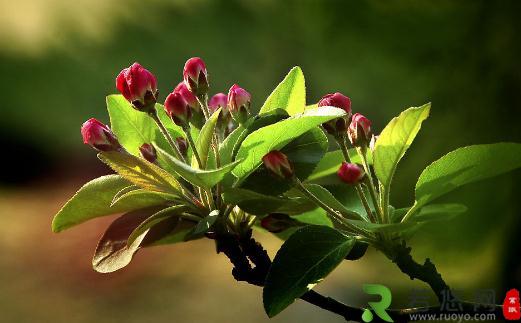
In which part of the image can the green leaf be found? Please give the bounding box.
[233,106,346,179]
[259,66,305,116]
[263,225,354,317]
[52,175,167,233]
[111,188,177,208]
[413,203,468,222]
[222,188,314,215]
[146,219,198,246]
[192,108,221,168]
[301,184,363,220]
[190,210,219,236]
[346,219,419,233]
[411,143,521,211]
[307,149,371,182]
[127,205,187,246]
[98,151,182,195]
[106,95,183,156]
[239,128,328,195]
[374,104,430,190]
[156,146,241,189]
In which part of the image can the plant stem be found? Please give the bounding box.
[149,111,186,163]
[196,94,210,120]
[337,137,378,223]
[183,125,203,168]
[293,177,371,237]
[358,147,387,223]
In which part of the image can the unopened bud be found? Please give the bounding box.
[164,92,192,127]
[337,162,365,184]
[81,118,121,151]
[260,213,298,233]
[116,62,158,113]
[262,150,294,180]
[139,143,157,163]
[183,57,209,96]
[175,137,188,157]
[348,113,372,147]
[318,92,352,136]
[227,84,251,124]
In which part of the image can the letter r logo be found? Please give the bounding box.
[361,284,394,322]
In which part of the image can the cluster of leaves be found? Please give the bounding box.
[52,66,521,318]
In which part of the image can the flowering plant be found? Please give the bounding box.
[53,58,521,322]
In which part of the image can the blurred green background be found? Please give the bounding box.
[1,0,520,322]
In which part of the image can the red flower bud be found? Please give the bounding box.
[81,118,121,151]
[175,137,188,157]
[318,92,352,136]
[318,92,352,115]
[164,91,192,127]
[209,93,228,112]
[116,62,158,112]
[348,113,372,147]
[139,143,157,163]
[260,213,298,233]
[262,150,294,179]
[227,84,251,124]
[183,57,209,96]
[337,162,365,184]
[174,82,198,110]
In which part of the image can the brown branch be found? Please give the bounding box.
[212,232,502,322]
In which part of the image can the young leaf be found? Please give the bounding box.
[127,205,188,246]
[222,188,314,215]
[111,188,177,208]
[263,225,354,317]
[156,146,241,189]
[52,175,165,233]
[190,210,219,236]
[259,66,306,116]
[374,104,430,190]
[93,207,162,273]
[233,106,346,179]
[106,95,183,156]
[413,203,468,222]
[412,143,521,210]
[192,108,221,168]
[98,151,182,195]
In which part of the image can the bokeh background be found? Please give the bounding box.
[1,0,520,322]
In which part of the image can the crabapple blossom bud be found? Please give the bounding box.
[262,150,294,180]
[116,62,158,112]
[175,137,188,157]
[337,162,365,184]
[81,118,121,151]
[209,93,227,112]
[183,57,209,96]
[260,214,298,233]
[174,82,198,110]
[164,91,192,127]
[348,113,372,147]
[139,143,157,163]
[318,92,352,136]
[227,84,251,124]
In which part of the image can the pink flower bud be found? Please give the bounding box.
[183,57,209,96]
[262,150,294,180]
[139,143,157,163]
[209,93,227,112]
[116,62,158,112]
[174,82,198,110]
[81,118,121,151]
[164,92,192,127]
[227,84,251,124]
[318,92,352,115]
[175,137,188,157]
[348,113,372,147]
[318,92,352,136]
[260,213,298,233]
[337,162,365,184]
